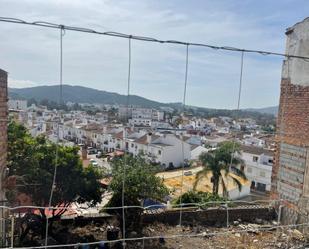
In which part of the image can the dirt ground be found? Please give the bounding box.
[70,221,309,249]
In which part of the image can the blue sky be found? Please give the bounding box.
[0,0,308,108]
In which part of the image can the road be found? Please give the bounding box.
[88,154,111,172]
[156,166,203,179]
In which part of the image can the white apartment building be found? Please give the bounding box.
[8,99,27,111]
[243,135,266,147]
[120,107,164,126]
[152,110,164,121]
[126,133,191,168]
[240,145,274,192]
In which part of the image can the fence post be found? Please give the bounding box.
[10,215,14,249]
[276,201,283,244]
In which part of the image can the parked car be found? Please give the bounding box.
[184,171,193,176]
[88,148,97,155]
[92,162,99,167]
[96,151,102,158]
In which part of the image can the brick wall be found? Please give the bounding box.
[0,69,7,241]
[142,206,276,226]
[272,78,309,224]
[0,69,7,200]
[277,79,309,143]
[271,18,309,224]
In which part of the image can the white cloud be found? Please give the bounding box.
[0,0,301,108]
[8,78,38,88]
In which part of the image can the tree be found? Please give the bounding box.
[7,121,104,241]
[173,191,225,208]
[105,155,168,233]
[194,141,246,197]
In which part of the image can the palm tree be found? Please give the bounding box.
[194,141,246,197]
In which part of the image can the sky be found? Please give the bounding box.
[0,0,308,109]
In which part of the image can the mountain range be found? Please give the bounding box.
[8,85,278,115]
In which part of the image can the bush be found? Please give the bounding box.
[173,191,226,208]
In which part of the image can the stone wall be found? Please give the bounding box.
[142,206,276,226]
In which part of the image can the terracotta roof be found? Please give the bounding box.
[241,145,274,156]
[82,123,104,132]
[114,131,123,139]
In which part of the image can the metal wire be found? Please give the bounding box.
[44,26,64,249]
[1,16,309,61]
[179,44,189,227]
[0,197,307,212]
[229,51,244,172]
[0,219,308,249]
[121,37,132,249]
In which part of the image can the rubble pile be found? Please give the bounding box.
[65,219,308,248]
[139,221,309,249]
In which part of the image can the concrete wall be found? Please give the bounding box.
[283,18,309,86]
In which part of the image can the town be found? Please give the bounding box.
[1,4,309,249]
[8,97,275,198]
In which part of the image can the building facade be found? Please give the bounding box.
[271,18,309,223]
[241,145,273,192]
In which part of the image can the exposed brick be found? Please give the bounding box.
[271,19,309,224]
[0,68,7,202]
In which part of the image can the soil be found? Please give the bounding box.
[68,221,309,249]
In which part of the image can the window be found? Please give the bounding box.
[260,171,266,177]
[253,156,258,162]
[247,167,252,173]
[131,143,134,148]
[256,182,266,192]
[250,181,255,189]
[158,150,161,155]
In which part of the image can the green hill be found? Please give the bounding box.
[9,85,166,108]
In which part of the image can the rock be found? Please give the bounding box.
[255,218,263,224]
[234,233,241,238]
[281,233,287,238]
[233,220,240,225]
[238,224,246,230]
[202,232,207,237]
[272,221,278,226]
[276,242,282,248]
[291,229,304,240]
[253,239,258,243]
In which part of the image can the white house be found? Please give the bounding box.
[240,145,274,192]
[8,99,27,111]
[190,145,208,160]
[126,133,191,168]
[243,135,266,147]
